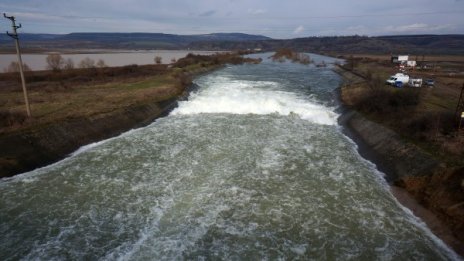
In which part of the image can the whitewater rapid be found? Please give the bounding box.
[172,76,338,125]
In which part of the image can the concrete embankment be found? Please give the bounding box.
[334,65,464,257]
[338,110,440,181]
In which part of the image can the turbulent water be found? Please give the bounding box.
[0,54,459,260]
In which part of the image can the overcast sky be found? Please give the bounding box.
[1,0,464,38]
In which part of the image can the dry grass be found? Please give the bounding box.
[0,72,179,133]
[1,73,177,132]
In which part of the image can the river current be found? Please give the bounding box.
[0,53,459,260]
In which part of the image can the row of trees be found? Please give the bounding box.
[45,54,107,71]
[3,54,108,73]
[47,54,170,69]
[271,48,311,65]
[154,56,177,64]
[5,54,171,73]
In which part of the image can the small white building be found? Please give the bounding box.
[407,60,417,67]
[391,55,409,63]
[391,54,416,68]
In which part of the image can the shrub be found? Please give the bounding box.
[154,56,162,64]
[346,55,359,70]
[270,48,311,64]
[4,61,31,73]
[0,109,27,128]
[121,64,138,74]
[406,111,456,140]
[96,59,107,68]
[63,58,75,70]
[79,57,95,68]
[356,87,421,114]
[46,53,65,71]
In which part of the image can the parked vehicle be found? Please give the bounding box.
[408,78,423,87]
[425,79,435,87]
[386,73,410,86]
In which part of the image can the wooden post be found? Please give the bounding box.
[459,112,463,131]
[456,83,464,131]
[4,13,31,117]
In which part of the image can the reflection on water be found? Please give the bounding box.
[0,50,219,71]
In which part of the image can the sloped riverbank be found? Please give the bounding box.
[0,98,177,177]
[335,65,464,257]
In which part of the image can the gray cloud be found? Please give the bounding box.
[198,10,216,17]
[1,0,463,37]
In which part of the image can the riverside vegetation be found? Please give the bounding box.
[270,48,311,64]
[0,52,261,176]
[337,55,464,252]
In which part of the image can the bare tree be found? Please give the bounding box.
[4,61,31,73]
[79,57,95,68]
[347,55,357,70]
[63,58,75,70]
[46,53,65,71]
[96,59,107,68]
[298,53,311,65]
[154,56,162,64]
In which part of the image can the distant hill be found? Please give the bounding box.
[0,32,271,50]
[1,33,463,55]
[188,34,464,55]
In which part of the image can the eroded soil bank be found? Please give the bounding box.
[335,66,464,257]
[0,98,178,177]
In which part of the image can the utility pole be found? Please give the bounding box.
[4,13,31,117]
[455,83,464,131]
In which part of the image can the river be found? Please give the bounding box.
[0,50,218,71]
[0,53,459,260]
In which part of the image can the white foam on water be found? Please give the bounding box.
[0,126,145,183]
[71,139,109,157]
[171,76,338,125]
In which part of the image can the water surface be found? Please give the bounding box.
[0,53,459,260]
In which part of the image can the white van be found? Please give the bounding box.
[386,73,410,86]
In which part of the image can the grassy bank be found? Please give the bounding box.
[0,52,259,134]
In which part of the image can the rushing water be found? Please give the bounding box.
[0,53,459,260]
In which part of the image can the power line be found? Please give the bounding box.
[456,84,464,130]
